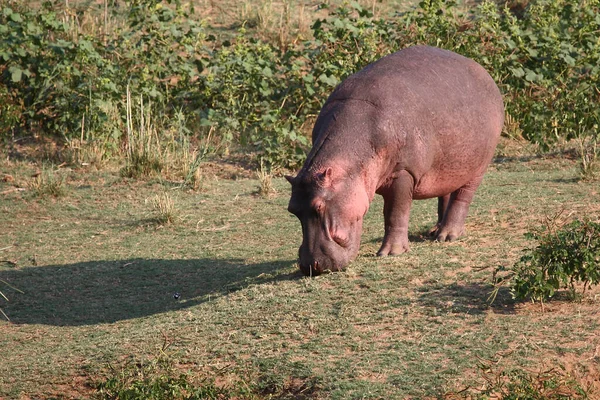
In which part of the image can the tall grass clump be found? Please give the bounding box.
[28,166,67,197]
[149,192,177,225]
[578,136,600,181]
[256,160,276,198]
[121,87,164,178]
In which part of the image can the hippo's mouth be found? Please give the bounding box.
[298,260,343,276]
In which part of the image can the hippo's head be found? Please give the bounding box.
[286,166,370,276]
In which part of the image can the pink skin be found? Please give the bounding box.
[287,45,504,276]
[287,164,369,275]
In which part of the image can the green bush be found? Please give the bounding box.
[2,0,599,170]
[512,219,600,303]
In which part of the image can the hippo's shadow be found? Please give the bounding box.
[416,282,516,315]
[0,258,299,326]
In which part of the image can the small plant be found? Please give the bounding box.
[502,112,524,140]
[64,138,108,168]
[511,217,600,303]
[28,167,66,197]
[447,365,589,399]
[149,192,177,225]
[95,355,229,400]
[181,127,213,191]
[256,160,276,198]
[578,135,600,181]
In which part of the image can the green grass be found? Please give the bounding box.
[1,151,599,398]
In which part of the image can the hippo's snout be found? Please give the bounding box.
[298,243,350,276]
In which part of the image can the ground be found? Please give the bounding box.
[1,143,599,399]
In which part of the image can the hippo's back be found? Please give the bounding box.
[322,45,504,198]
[329,46,502,114]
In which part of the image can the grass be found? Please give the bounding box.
[27,166,67,197]
[1,143,599,398]
[149,191,177,225]
[256,160,276,198]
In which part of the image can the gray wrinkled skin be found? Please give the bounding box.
[287,46,505,276]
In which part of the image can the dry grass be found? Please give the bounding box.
[149,192,178,225]
[256,160,276,198]
[27,167,67,197]
[578,136,599,181]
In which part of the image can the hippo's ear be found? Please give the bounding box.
[315,167,333,187]
[285,175,296,185]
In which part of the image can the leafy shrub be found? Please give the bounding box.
[0,1,104,135]
[2,0,600,170]
[512,219,600,302]
[193,31,309,168]
[0,0,205,145]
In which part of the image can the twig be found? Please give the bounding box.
[0,308,9,322]
[0,246,13,252]
[1,188,26,195]
[0,260,18,267]
[200,223,231,232]
[0,279,24,294]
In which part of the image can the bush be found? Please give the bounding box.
[2,0,599,170]
[511,219,600,303]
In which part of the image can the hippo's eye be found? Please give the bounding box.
[312,200,325,214]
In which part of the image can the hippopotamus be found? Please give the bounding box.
[286,45,504,276]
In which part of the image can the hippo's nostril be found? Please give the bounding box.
[310,261,319,277]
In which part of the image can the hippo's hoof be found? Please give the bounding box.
[377,242,410,257]
[434,228,464,242]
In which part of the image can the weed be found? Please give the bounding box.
[64,138,108,169]
[447,365,589,399]
[502,112,524,140]
[149,192,177,225]
[256,160,276,198]
[95,355,229,400]
[578,136,600,181]
[27,167,66,197]
[182,127,214,190]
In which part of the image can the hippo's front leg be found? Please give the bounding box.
[376,171,414,256]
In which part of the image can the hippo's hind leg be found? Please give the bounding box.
[428,194,450,237]
[432,176,483,242]
[376,171,414,256]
